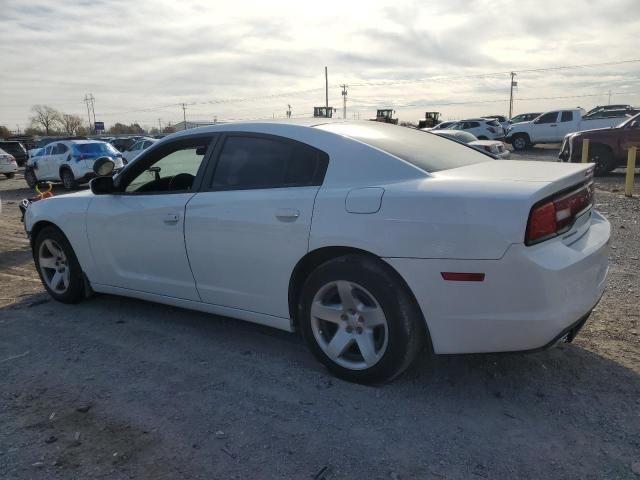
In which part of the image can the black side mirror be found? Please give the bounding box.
[93,156,115,176]
[90,176,115,195]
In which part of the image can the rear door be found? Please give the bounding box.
[185,133,329,318]
[36,144,56,179]
[557,110,578,139]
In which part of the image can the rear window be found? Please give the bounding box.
[315,122,492,173]
[72,142,119,155]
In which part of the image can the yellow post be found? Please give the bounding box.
[625,146,637,198]
[581,139,590,163]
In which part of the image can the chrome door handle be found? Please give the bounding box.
[275,208,300,221]
[164,213,180,224]
[550,124,557,127]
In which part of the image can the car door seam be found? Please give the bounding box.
[183,192,203,301]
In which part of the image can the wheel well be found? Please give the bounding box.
[59,165,72,176]
[29,220,58,251]
[287,246,424,336]
[514,132,530,142]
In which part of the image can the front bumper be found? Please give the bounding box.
[385,211,610,354]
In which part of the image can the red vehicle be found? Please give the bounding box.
[559,112,640,175]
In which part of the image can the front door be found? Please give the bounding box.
[185,133,329,318]
[532,111,560,142]
[86,134,217,300]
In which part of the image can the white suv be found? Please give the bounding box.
[447,118,505,140]
[25,140,124,190]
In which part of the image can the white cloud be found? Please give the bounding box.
[1,0,639,130]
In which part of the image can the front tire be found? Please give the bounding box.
[590,145,616,176]
[60,168,77,190]
[512,134,530,151]
[299,254,427,384]
[24,167,37,188]
[4,173,15,179]
[33,226,85,303]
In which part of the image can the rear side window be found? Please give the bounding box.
[468,122,480,128]
[210,135,328,190]
[561,111,573,122]
[316,122,492,173]
[73,143,119,155]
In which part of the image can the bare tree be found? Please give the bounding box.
[29,105,62,135]
[0,125,11,139]
[62,114,84,135]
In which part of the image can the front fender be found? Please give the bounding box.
[25,191,96,276]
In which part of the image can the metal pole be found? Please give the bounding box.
[182,103,187,129]
[581,139,590,163]
[508,72,516,118]
[84,94,92,134]
[325,67,328,108]
[341,84,348,119]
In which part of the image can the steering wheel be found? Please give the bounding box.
[168,173,195,191]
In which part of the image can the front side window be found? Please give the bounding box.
[536,112,559,124]
[123,137,212,193]
[210,136,327,190]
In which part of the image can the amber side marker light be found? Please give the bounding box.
[441,272,485,282]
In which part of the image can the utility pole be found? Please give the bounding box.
[89,93,96,127]
[325,66,328,108]
[508,72,517,118]
[286,104,292,118]
[84,94,94,133]
[341,84,348,119]
[158,118,162,131]
[608,90,612,104]
[181,103,187,130]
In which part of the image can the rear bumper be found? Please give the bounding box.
[385,211,610,354]
[0,163,18,173]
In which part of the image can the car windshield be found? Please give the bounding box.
[316,122,492,172]
[72,142,119,155]
[617,112,640,128]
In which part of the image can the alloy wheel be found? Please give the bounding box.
[38,239,70,294]
[310,280,389,370]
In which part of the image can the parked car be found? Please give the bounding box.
[24,140,124,190]
[510,112,542,124]
[432,129,510,159]
[559,112,640,175]
[506,108,636,150]
[482,115,511,134]
[0,141,28,166]
[584,104,637,118]
[122,137,158,164]
[23,121,609,384]
[110,137,138,152]
[447,118,505,140]
[428,121,456,131]
[0,147,18,178]
[28,136,88,159]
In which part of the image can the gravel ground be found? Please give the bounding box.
[1,156,639,479]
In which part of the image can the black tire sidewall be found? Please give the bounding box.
[25,168,37,188]
[5,173,15,179]
[33,226,85,303]
[591,146,615,176]
[61,169,75,190]
[299,254,426,384]
[513,135,528,150]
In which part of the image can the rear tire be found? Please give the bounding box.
[590,145,616,176]
[24,167,37,188]
[60,168,77,190]
[512,134,530,151]
[4,173,15,179]
[33,226,85,303]
[299,254,427,384]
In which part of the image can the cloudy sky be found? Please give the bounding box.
[1,0,640,131]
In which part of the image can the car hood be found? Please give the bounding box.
[469,140,501,147]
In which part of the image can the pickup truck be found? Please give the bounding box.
[505,107,637,150]
[559,112,640,175]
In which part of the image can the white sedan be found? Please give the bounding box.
[23,121,610,383]
[0,147,19,178]
[431,129,510,159]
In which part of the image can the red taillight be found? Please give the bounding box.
[526,183,594,245]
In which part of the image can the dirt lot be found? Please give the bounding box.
[1,153,639,479]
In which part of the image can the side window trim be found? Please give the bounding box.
[200,132,330,192]
[112,133,219,196]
